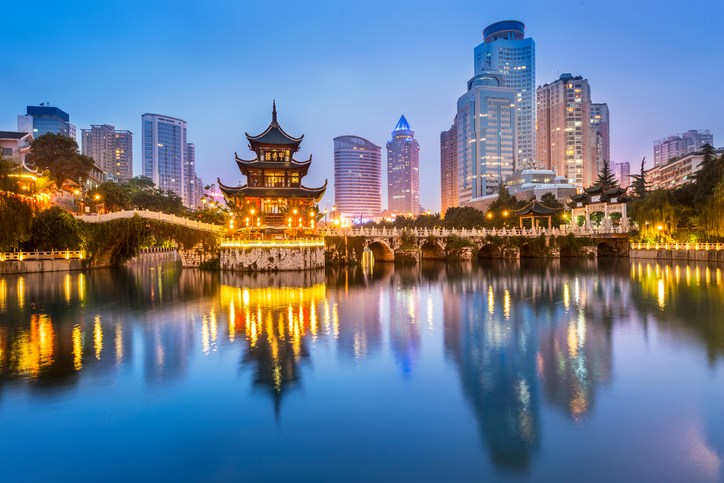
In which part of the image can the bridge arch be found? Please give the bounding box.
[421,240,445,260]
[478,243,502,259]
[597,240,616,257]
[367,241,395,262]
[520,243,533,258]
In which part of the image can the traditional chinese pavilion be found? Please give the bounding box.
[567,183,631,229]
[218,102,327,229]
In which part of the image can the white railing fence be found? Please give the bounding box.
[74,210,224,233]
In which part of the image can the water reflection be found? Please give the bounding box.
[0,259,723,477]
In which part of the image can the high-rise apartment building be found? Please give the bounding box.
[590,103,610,176]
[653,130,714,167]
[184,142,200,208]
[81,124,133,182]
[334,135,382,219]
[536,73,594,191]
[142,113,194,206]
[440,122,458,216]
[18,105,77,141]
[613,161,630,188]
[457,69,517,205]
[387,116,420,216]
[474,20,535,166]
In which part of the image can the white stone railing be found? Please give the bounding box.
[221,238,324,248]
[1,250,84,262]
[74,210,224,233]
[319,224,632,238]
[631,242,723,251]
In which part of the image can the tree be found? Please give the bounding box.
[631,189,678,238]
[25,133,95,186]
[630,157,649,199]
[596,158,618,187]
[699,177,724,238]
[441,206,486,229]
[89,181,131,212]
[693,144,723,206]
[126,176,155,192]
[539,192,563,209]
[26,206,82,251]
[0,157,34,250]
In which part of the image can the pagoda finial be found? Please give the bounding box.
[272,100,278,125]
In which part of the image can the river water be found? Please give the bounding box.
[0,259,723,482]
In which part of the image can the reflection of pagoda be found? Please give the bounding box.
[218,102,327,228]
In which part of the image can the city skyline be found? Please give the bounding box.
[1,1,722,212]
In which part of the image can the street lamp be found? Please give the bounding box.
[202,198,207,209]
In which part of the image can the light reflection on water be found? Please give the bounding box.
[0,259,722,481]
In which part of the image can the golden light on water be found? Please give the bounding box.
[229,300,236,342]
[504,289,511,320]
[78,273,85,301]
[488,285,495,315]
[0,278,7,312]
[564,282,570,310]
[17,277,24,310]
[64,274,71,304]
[72,324,82,370]
[94,316,103,359]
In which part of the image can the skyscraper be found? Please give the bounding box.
[185,142,199,208]
[387,116,420,216]
[334,135,382,219]
[142,113,191,206]
[18,105,77,141]
[440,121,458,216]
[457,69,517,205]
[81,124,133,182]
[613,162,630,188]
[653,130,714,167]
[536,73,595,191]
[590,103,610,176]
[474,20,535,166]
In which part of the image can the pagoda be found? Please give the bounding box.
[218,102,327,229]
[567,182,631,229]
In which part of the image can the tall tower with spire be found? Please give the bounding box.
[386,115,420,216]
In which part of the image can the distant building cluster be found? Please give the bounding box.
[653,130,713,167]
[10,104,206,209]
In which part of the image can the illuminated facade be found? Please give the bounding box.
[536,73,594,191]
[474,20,535,167]
[386,115,420,216]
[0,131,33,165]
[457,69,517,205]
[333,135,382,219]
[645,149,723,190]
[142,113,191,206]
[81,124,133,182]
[218,102,327,228]
[440,122,458,216]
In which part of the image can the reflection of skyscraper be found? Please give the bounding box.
[443,276,540,472]
[331,285,383,363]
[387,116,420,216]
[388,286,420,377]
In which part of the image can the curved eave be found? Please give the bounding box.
[245,124,304,151]
[511,201,562,216]
[234,154,312,176]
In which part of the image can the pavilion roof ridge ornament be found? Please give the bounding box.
[272,100,278,126]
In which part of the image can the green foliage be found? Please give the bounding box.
[596,158,618,187]
[26,206,82,250]
[79,216,151,266]
[693,144,723,207]
[441,206,486,228]
[526,234,550,257]
[26,133,95,186]
[400,228,417,249]
[699,177,724,238]
[89,181,131,211]
[445,234,474,251]
[630,157,650,199]
[630,189,679,239]
[0,158,35,251]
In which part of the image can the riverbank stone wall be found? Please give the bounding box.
[221,246,325,272]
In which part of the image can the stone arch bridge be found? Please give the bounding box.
[322,226,630,263]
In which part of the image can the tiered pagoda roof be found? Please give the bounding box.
[218,101,327,203]
[567,183,631,208]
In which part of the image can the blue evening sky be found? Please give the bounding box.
[2,0,722,212]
